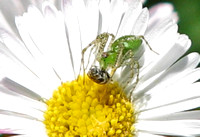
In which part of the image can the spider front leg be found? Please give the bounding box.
[78,40,98,82]
[79,33,115,83]
[96,33,115,61]
[85,33,111,69]
[106,33,115,51]
[138,35,159,55]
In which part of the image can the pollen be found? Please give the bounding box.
[43,75,136,137]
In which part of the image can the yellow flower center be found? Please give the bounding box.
[43,75,136,137]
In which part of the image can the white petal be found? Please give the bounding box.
[116,0,142,37]
[107,0,126,35]
[0,77,43,102]
[138,97,200,119]
[137,132,164,137]
[0,44,54,99]
[145,19,177,51]
[137,34,191,92]
[1,23,61,93]
[143,110,200,121]
[41,2,74,82]
[140,21,178,74]
[134,53,200,103]
[0,0,24,35]
[16,5,64,84]
[148,3,178,29]
[135,120,200,136]
[0,11,17,36]
[137,81,200,113]
[62,0,83,77]
[0,90,45,120]
[0,115,47,137]
[153,53,200,87]
[131,8,149,36]
[0,109,37,121]
[78,0,99,46]
[99,0,111,33]
[173,68,200,85]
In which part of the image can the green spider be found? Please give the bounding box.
[80,32,157,96]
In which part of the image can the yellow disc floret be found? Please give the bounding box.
[43,76,136,137]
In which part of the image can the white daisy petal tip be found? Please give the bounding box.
[42,1,58,16]
[0,77,44,102]
[149,2,179,23]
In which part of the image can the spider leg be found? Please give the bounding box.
[109,43,124,79]
[88,33,115,70]
[79,33,113,83]
[114,49,140,101]
[96,33,110,61]
[138,35,159,55]
[78,40,98,82]
[85,44,98,70]
[106,33,115,51]
[120,50,134,87]
[128,60,140,101]
[95,33,115,61]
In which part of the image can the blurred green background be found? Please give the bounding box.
[145,0,200,55]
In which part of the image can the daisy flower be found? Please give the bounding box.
[0,0,200,137]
